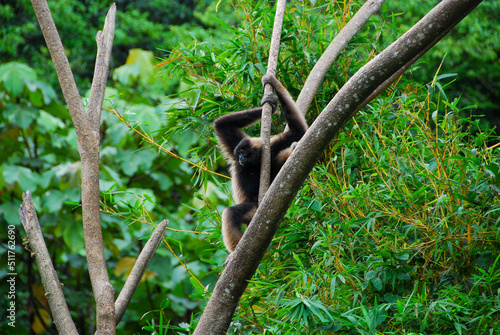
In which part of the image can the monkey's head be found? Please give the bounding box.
[234,138,261,167]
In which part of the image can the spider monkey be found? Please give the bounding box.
[214,74,308,252]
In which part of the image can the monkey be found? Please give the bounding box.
[214,74,308,252]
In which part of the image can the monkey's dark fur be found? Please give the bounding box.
[214,74,308,252]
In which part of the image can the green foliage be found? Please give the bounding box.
[176,81,495,334]
[0,54,224,333]
[232,81,500,334]
[0,0,228,92]
[2,0,499,333]
[384,1,500,125]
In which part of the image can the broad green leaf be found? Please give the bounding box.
[0,202,22,225]
[3,165,38,191]
[41,189,65,213]
[38,110,65,132]
[0,62,37,97]
[4,103,39,129]
[63,222,84,253]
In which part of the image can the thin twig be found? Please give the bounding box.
[107,106,230,180]
[115,220,169,324]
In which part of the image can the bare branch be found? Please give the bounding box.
[19,191,78,335]
[194,0,483,333]
[259,0,287,201]
[88,4,116,133]
[31,2,117,333]
[296,0,385,114]
[115,220,169,324]
[30,0,88,139]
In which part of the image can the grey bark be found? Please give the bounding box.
[30,1,116,333]
[19,191,79,335]
[115,220,169,324]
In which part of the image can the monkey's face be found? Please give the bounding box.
[235,138,261,167]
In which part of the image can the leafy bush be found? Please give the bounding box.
[384,1,500,126]
[0,0,229,92]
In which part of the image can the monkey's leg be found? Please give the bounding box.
[221,202,258,252]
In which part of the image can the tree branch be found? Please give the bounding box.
[195,0,483,333]
[30,1,117,333]
[19,191,78,335]
[353,17,459,114]
[88,4,116,133]
[296,0,385,115]
[30,0,88,137]
[259,0,287,201]
[115,220,169,324]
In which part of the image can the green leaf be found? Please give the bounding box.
[0,62,37,97]
[3,165,38,191]
[38,110,65,132]
[395,253,410,261]
[0,202,22,225]
[190,277,206,294]
[63,222,84,252]
[4,103,39,129]
[41,189,65,213]
[371,277,383,291]
[160,298,170,309]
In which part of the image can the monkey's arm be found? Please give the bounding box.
[214,107,264,160]
[262,74,301,119]
[262,74,308,137]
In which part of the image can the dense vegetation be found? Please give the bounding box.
[0,0,499,334]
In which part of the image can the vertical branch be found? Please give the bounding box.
[30,0,87,132]
[88,4,116,132]
[259,0,287,202]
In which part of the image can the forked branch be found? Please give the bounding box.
[30,1,116,333]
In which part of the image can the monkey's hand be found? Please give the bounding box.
[261,73,277,87]
[260,92,278,112]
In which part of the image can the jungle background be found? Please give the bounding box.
[1,0,500,334]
